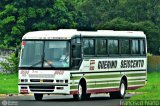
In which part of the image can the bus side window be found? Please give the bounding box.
[96,39,107,55]
[131,40,139,54]
[121,39,130,54]
[140,40,145,55]
[108,39,119,55]
[83,39,95,55]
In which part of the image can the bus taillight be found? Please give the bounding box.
[22,41,26,47]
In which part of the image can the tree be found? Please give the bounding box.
[0,4,18,48]
[0,0,160,55]
[0,0,78,48]
[0,53,19,73]
[99,18,160,54]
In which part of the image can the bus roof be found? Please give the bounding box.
[22,29,146,40]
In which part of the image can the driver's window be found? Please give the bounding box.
[72,45,81,58]
[71,38,81,68]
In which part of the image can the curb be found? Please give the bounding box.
[0,94,33,97]
[0,94,6,97]
[128,92,146,94]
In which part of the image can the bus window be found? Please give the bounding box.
[121,39,130,54]
[131,40,139,54]
[140,40,145,55]
[96,39,107,55]
[108,40,119,54]
[44,41,70,68]
[83,39,95,55]
[20,41,43,67]
[71,37,82,69]
[72,45,81,58]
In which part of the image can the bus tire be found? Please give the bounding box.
[34,94,43,101]
[86,93,91,99]
[109,80,126,99]
[73,83,86,101]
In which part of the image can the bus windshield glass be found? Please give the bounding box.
[19,41,70,68]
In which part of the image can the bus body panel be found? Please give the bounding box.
[70,57,147,94]
[18,70,70,94]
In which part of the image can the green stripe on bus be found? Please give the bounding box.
[87,80,120,84]
[70,74,121,80]
[128,78,146,81]
[70,76,81,80]
[70,85,77,89]
[71,72,146,81]
[126,73,146,77]
[70,78,146,85]
[70,81,80,85]
[70,79,120,85]
[71,81,145,90]
[70,83,119,90]
[128,81,145,85]
[85,74,121,79]
[87,83,119,89]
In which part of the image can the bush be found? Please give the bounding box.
[0,53,19,73]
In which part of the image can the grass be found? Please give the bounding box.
[0,73,18,94]
[128,72,160,100]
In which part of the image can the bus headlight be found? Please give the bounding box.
[19,79,28,82]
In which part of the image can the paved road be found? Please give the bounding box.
[0,93,134,106]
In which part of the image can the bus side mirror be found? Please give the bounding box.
[15,48,18,57]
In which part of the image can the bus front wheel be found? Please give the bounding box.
[34,93,43,101]
[109,80,126,99]
[73,83,86,100]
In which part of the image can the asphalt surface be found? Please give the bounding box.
[0,93,134,106]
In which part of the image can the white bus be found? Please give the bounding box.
[18,29,147,100]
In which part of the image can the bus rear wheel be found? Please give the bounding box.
[109,80,126,99]
[73,83,86,100]
[34,94,43,101]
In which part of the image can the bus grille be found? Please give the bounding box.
[30,79,54,82]
[29,86,55,92]
[29,74,54,78]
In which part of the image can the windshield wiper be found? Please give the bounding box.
[30,59,54,68]
[30,60,43,67]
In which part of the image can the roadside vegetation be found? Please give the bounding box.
[0,0,160,55]
[0,53,19,73]
[128,72,160,100]
[0,73,18,94]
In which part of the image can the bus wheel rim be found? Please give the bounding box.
[120,83,125,96]
[78,84,82,96]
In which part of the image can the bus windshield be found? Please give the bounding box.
[19,41,70,68]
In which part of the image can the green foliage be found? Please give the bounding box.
[0,53,19,73]
[0,0,160,54]
[128,72,160,100]
[0,73,18,94]
[0,0,78,48]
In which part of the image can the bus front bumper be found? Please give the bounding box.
[18,83,70,94]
